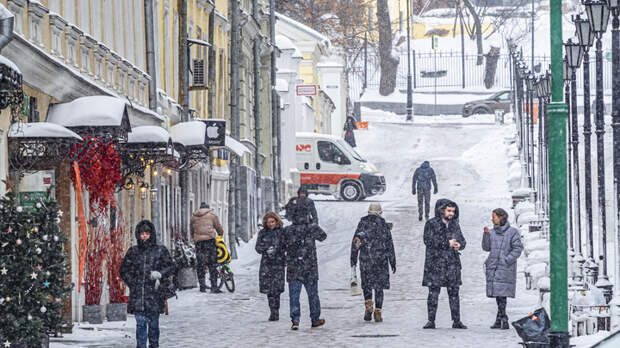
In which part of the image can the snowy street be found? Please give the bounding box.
[52,117,540,348]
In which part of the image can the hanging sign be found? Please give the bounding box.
[296,85,318,96]
[432,35,439,50]
[201,119,226,147]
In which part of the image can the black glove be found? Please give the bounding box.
[433,188,438,194]
[412,190,416,195]
[391,265,396,274]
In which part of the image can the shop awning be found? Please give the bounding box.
[46,96,132,140]
[127,125,171,145]
[170,121,207,147]
[225,135,252,157]
[8,122,82,140]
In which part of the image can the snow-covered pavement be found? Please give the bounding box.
[51,117,541,347]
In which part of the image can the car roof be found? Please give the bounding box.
[296,132,340,141]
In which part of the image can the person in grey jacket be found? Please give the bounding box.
[482,208,523,330]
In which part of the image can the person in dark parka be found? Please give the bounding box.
[283,201,327,330]
[343,115,358,148]
[285,187,319,225]
[482,208,523,330]
[120,220,175,348]
[422,199,467,329]
[255,212,287,322]
[351,203,396,323]
[412,161,438,221]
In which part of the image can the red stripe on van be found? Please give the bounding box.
[300,173,360,185]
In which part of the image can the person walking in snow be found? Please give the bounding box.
[283,200,327,330]
[255,212,287,321]
[343,115,358,148]
[482,208,523,330]
[351,203,396,323]
[120,220,175,348]
[190,202,225,293]
[422,199,467,329]
[412,161,438,221]
[284,187,318,225]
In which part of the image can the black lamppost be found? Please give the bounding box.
[542,72,551,218]
[406,0,413,121]
[535,77,545,217]
[518,62,529,172]
[574,13,598,283]
[563,56,576,262]
[584,0,613,300]
[526,72,536,189]
[604,0,620,308]
[565,38,585,267]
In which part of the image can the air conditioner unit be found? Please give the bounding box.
[192,59,206,87]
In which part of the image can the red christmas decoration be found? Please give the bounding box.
[84,223,107,306]
[69,136,122,217]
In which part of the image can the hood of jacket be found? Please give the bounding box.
[135,220,157,248]
[420,161,430,169]
[434,198,459,220]
[493,221,511,234]
[193,208,213,218]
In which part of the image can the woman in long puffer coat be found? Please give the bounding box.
[351,203,396,323]
[482,208,523,330]
[255,212,287,321]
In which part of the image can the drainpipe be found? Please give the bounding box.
[228,0,241,259]
[0,6,14,51]
[179,0,190,238]
[253,39,261,217]
[270,0,280,211]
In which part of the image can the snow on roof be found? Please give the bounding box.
[275,78,288,92]
[275,12,330,48]
[296,132,339,141]
[170,121,206,147]
[8,122,82,140]
[275,35,297,51]
[46,96,130,128]
[128,126,170,144]
[0,55,20,74]
[225,135,251,157]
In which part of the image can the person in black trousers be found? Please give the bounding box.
[255,212,287,321]
[412,161,438,221]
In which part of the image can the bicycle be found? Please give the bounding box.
[204,236,235,293]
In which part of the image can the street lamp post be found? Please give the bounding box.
[574,13,599,285]
[535,77,545,218]
[565,39,586,279]
[406,0,413,121]
[543,72,552,218]
[525,72,536,189]
[604,0,620,325]
[584,0,613,301]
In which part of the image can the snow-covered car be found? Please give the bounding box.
[296,132,386,201]
[462,90,512,117]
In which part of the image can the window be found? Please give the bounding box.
[317,141,348,164]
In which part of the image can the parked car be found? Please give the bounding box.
[462,90,512,117]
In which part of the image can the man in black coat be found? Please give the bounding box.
[412,161,438,221]
[120,220,175,348]
[285,187,318,225]
[283,205,327,330]
[422,199,467,330]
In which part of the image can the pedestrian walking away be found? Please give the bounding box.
[343,115,358,148]
[120,220,175,348]
[351,203,396,323]
[283,197,327,330]
[285,187,318,225]
[190,202,225,293]
[412,161,438,221]
[422,198,467,330]
[255,212,287,322]
[482,208,523,330]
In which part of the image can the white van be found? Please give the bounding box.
[295,132,386,201]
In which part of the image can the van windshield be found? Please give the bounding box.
[337,139,367,163]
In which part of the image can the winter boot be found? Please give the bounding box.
[418,214,423,221]
[452,321,468,329]
[210,288,222,294]
[268,311,279,321]
[373,309,383,323]
[500,316,509,330]
[291,322,299,330]
[311,318,326,328]
[490,314,502,329]
[364,300,373,321]
[423,321,435,329]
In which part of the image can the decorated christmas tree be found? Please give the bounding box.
[0,188,70,346]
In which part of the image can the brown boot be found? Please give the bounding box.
[364,300,373,321]
[374,308,383,322]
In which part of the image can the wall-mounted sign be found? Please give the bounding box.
[18,171,54,208]
[201,119,226,146]
[296,85,318,96]
[432,35,439,50]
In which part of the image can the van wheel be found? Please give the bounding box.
[340,182,362,201]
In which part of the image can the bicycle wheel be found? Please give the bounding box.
[224,269,235,293]
[215,267,225,290]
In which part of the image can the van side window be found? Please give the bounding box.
[318,141,348,164]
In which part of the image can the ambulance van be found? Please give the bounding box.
[295,132,386,201]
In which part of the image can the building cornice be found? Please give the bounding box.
[27,0,48,18]
[48,12,67,30]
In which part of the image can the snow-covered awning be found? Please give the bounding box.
[46,96,132,139]
[170,121,207,147]
[8,122,82,141]
[127,126,171,144]
[225,135,252,157]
